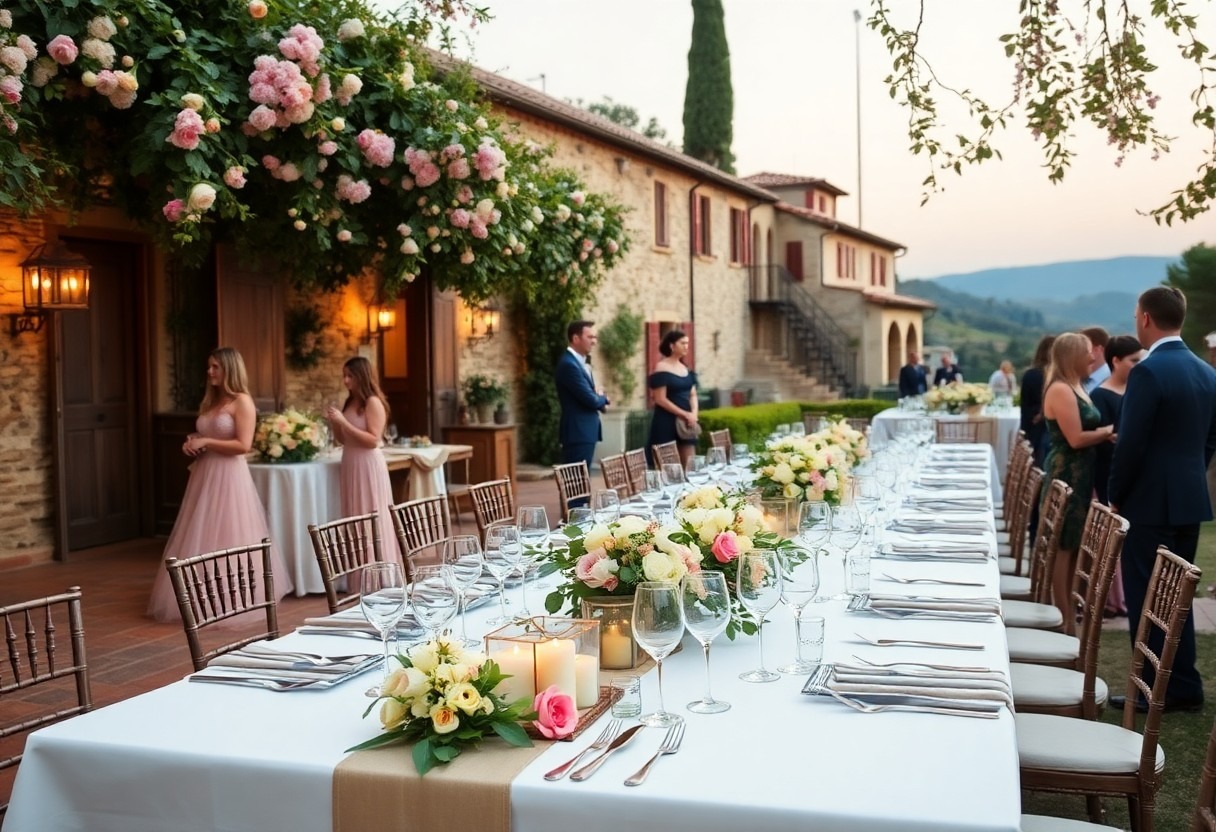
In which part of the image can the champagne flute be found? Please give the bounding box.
[680,572,731,713]
[777,548,822,674]
[736,551,782,683]
[360,562,406,697]
[632,582,686,727]
[591,489,621,525]
[410,564,459,641]
[483,525,517,625]
[443,535,484,647]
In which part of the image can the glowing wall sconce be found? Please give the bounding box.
[11,241,92,336]
[366,299,397,340]
[467,300,501,345]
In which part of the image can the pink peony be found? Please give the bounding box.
[336,174,371,204]
[446,158,470,180]
[162,199,185,223]
[278,24,323,77]
[247,104,276,132]
[357,129,395,167]
[473,141,507,181]
[166,108,205,151]
[414,163,440,188]
[439,143,465,162]
[312,73,331,103]
[711,531,741,564]
[531,685,577,739]
[469,219,488,240]
[223,167,247,189]
[455,185,473,204]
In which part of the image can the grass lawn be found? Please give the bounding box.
[1021,521,1216,831]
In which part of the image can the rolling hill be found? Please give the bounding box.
[906,255,1176,303]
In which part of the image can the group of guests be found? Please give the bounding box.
[1020,287,1216,712]
[147,350,399,622]
[897,350,964,396]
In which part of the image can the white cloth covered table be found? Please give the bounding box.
[4,449,1018,832]
[871,406,1019,488]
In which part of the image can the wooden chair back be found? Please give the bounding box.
[802,411,831,433]
[624,448,648,493]
[651,441,681,469]
[165,540,280,672]
[599,454,632,498]
[308,512,384,615]
[935,417,997,446]
[389,496,452,579]
[1069,502,1129,719]
[468,478,516,543]
[1003,447,1036,572]
[708,429,732,451]
[553,461,592,521]
[0,586,92,814]
[1004,438,1032,502]
[845,417,871,433]
[1027,478,1071,606]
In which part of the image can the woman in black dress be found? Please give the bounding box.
[646,329,698,467]
[1020,334,1056,466]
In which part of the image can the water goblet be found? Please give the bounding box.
[591,489,621,525]
[443,535,484,647]
[410,564,459,641]
[483,525,517,625]
[705,447,728,480]
[777,549,822,674]
[639,470,664,516]
[685,455,709,486]
[680,571,731,713]
[360,562,406,697]
[567,507,594,533]
[736,551,783,682]
[730,443,751,476]
[632,582,686,726]
[827,504,863,600]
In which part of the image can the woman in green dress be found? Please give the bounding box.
[1041,332,1117,631]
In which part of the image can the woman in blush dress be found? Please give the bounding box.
[645,329,698,468]
[326,357,400,564]
[147,348,294,623]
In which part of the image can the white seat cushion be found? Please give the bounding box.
[996,530,1010,544]
[1000,574,1032,599]
[995,507,1005,519]
[1006,627,1080,663]
[1020,813,1121,832]
[1002,600,1063,630]
[1010,662,1109,708]
[1016,712,1163,774]
[999,556,1028,576]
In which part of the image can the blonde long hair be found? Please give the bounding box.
[199,347,250,413]
[1045,332,1090,389]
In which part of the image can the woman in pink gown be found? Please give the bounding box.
[326,357,401,565]
[147,348,294,622]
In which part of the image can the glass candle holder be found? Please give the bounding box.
[580,595,640,670]
[485,616,600,709]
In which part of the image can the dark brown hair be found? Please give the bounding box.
[342,357,391,424]
[1079,326,1109,350]
[1138,286,1186,331]
[659,329,687,357]
[1032,334,1056,369]
[1105,334,1143,369]
[566,320,594,342]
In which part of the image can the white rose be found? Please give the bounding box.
[187,183,217,212]
[770,462,795,485]
[400,238,420,255]
[614,514,649,536]
[736,504,765,537]
[583,523,613,552]
[409,642,439,673]
[642,551,685,583]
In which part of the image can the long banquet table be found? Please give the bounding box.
[870,406,1019,491]
[3,446,1019,832]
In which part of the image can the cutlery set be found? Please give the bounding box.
[188,646,381,691]
[542,719,685,786]
[801,661,1008,718]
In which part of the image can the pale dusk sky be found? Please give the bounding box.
[436,0,1216,279]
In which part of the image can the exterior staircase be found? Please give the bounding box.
[743,349,839,402]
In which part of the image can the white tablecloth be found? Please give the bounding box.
[871,407,1019,492]
[4,449,1017,832]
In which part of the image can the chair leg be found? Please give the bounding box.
[1126,795,1142,832]
[1085,795,1104,825]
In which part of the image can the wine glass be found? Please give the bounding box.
[567,507,594,533]
[660,462,685,502]
[777,548,822,674]
[632,582,686,726]
[385,422,399,445]
[730,444,751,476]
[483,525,517,625]
[680,572,731,713]
[639,470,664,516]
[517,506,550,614]
[798,500,832,604]
[591,489,621,525]
[828,505,863,601]
[443,535,484,647]
[410,564,459,641]
[685,454,709,486]
[851,475,882,524]
[360,562,407,697]
[736,551,782,683]
[492,523,530,615]
[705,447,728,481]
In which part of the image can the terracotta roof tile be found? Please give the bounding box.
[742,173,849,196]
[863,289,936,310]
[774,202,905,251]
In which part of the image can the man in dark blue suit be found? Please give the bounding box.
[555,320,609,478]
[1109,286,1216,711]
[932,351,963,386]
[898,350,928,398]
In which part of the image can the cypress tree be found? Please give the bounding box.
[682,0,735,173]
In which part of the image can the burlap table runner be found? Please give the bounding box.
[333,738,550,832]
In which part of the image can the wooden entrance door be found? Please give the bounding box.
[54,238,141,553]
[379,276,458,438]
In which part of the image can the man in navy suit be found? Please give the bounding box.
[555,320,609,478]
[898,350,928,398]
[933,351,963,386]
[1109,286,1216,711]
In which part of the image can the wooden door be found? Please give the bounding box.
[380,277,440,438]
[54,238,141,552]
[216,245,284,412]
[431,287,459,432]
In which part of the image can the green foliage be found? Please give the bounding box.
[461,373,507,407]
[596,305,644,402]
[1164,243,1216,354]
[285,305,326,370]
[577,96,668,141]
[681,0,734,172]
[696,400,890,448]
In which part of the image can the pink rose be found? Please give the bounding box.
[711,531,741,564]
[166,108,205,151]
[248,0,268,19]
[47,35,78,66]
[532,685,577,740]
[575,548,606,587]
[162,199,185,223]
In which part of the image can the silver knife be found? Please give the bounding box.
[569,724,645,781]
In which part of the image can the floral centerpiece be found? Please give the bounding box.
[462,373,507,407]
[750,430,856,505]
[348,636,541,776]
[252,408,322,463]
[924,382,994,415]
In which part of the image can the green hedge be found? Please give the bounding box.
[697,400,892,449]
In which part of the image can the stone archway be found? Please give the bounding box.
[906,322,918,359]
[887,321,902,383]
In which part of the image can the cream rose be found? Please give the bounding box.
[409,642,439,674]
[642,550,685,583]
[429,703,460,734]
[736,504,765,537]
[446,682,482,715]
[380,697,408,730]
[583,523,613,552]
[771,462,796,485]
[614,514,649,537]
[187,182,217,212]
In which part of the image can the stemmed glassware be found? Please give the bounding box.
[685,455,709,486]
[705,447,728,481]
[680,572,731,713]
[483,525,518,625]
[777,549,822,673]
[410,564,459,642]
[494,523,531,615]
[730,444,751,477]
[828,504,863,601]
[567,507,594,532]
[639,470,664,517]
[443,535,485,647]
[661,463,685,518]
[516,506,550,615]
[591,489,621,525]
[736,551,783,683]
[798,501,832,603]
[385,422,399,445]
[632,582,686,726]
[360,562,407,697]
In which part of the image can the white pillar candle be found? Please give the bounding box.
[493,645,536,705]
[534,638,577,700]
[574,654,600,708]
[600,624,633,669]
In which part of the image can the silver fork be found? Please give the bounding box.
[189,675,318,691]
[240,645,373,666]
[823,688,999,719]
[624,722,685,787]
[851,655,991,673]
[879,574,985,587]
[543,719,622,781]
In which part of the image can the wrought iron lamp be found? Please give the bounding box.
[11,241,92,336]
[467,300,501,345]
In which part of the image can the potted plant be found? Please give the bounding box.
[462,374,507,424]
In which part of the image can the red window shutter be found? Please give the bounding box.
[700,196,711,255]
[804,190,815,210]
[786,241,803,281]
[681,321,696,372]
[836,243,842,278]
[691,194,701,255]
[645,322,662,408]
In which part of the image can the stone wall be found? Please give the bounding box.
[283,278,376,411]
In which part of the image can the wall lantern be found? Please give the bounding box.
[366,299,397,340]
[12,241,92,336]
[467,300,501,345]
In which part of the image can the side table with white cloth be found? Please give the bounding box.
[871,406,1019,488]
